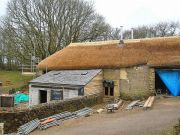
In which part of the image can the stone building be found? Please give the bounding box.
[29,36,180,105]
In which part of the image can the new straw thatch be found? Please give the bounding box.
[38,36,180,70]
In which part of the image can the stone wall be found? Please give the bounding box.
[84,71,103,95]
[120,66,154,100]
[148,68,155,95]
[0,94,103,133]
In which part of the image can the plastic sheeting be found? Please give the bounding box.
[15,93,29,104]
[156,70,180,96]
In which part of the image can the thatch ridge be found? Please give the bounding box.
[38,36,180,70]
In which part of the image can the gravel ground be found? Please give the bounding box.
[31,97,180,135]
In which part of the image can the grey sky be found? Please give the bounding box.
[0,0,180,29]
[92,0,180,29]
[0,0,9,17]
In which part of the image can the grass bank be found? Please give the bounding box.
[0,71,33,93]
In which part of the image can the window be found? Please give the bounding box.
[78,88,84,96]
[105,87,109,95]
[104,87,114,96]
[110,87,114,96]
[51,90,63,100]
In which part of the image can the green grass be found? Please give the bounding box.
[160,127,177,135]
[0,71,33,93]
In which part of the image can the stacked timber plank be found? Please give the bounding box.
[143,96,155,109]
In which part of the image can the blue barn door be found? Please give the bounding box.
[156,70,180,96]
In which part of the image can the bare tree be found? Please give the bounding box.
[123,21,180,39]
[1,0,111,64]
[155,21,180,37]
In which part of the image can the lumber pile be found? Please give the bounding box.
[143,96,155,109]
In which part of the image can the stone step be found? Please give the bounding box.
[103,97,114,103]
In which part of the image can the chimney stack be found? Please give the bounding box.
[131,28,134,39]
[120,26,123,40]
[119,26,124,46]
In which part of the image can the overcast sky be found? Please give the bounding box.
[0,0,9,16]
[0,0,180,29]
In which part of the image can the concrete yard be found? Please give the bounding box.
[31,97,180,135]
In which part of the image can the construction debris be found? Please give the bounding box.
[17,119,40,135]
[38,108,93,130]
[125,100,146,110]
[106,99,123,112]
[135,101,145,108]
[143,96,155,109]
[52,111,75,121]
[113,100,123,110]
[38,118,59,130]
[126,100,141,110]
[96,108,104,113]
[74,107,93,117]
[15,107,93,134]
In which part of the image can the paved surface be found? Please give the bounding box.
[31,97,180,135]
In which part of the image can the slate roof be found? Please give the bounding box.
[30,69,102,86]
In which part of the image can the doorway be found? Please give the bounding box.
[39,90,47,103]
[155,72,170,95]
[155,69,180,96]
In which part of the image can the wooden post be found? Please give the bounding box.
[22,64,23,74]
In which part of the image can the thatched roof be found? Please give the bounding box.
[38,36,180,70]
